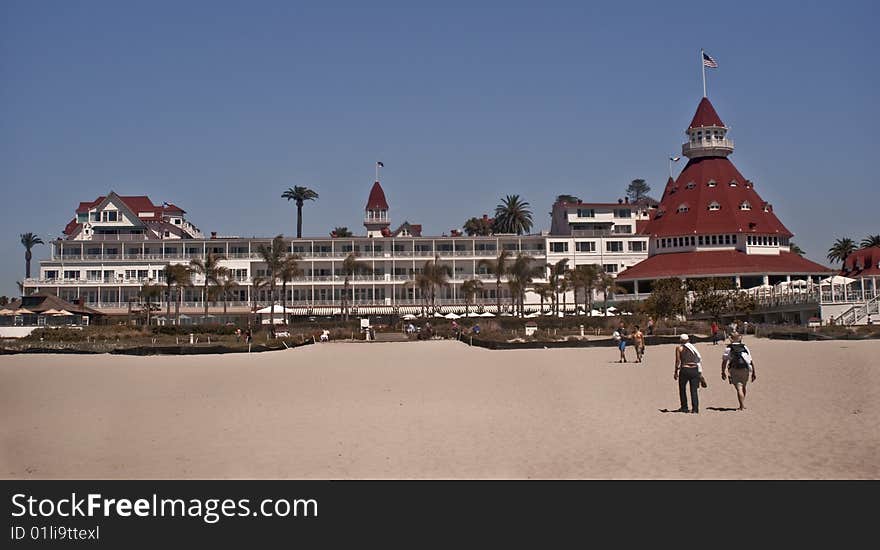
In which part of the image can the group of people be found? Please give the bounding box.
[711,320,750,344]
[674,331,757,414]
[613,321,646,363]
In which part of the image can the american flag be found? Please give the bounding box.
[702,51,718,68]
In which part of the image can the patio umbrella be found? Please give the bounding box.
[14,308,34,314]
[820,275,856,285]
[433,311,446,318]
[42,308,62,315]
[401,313,418,320]
[444,312,461,320]
[0,308,14,316]
[55,309,75,316]
[479,311,495,317]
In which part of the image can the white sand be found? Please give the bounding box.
[1,338,877,479]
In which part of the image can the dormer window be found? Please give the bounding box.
[685,182,696,189]
[707,180,717,187]
[677,203,689,213]
[708,201,721,211]
[763,203,771,212]
[740,201,752,211]
[729,180,738,187]
[655,209,666,218]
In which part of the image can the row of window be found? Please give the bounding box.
[658,234,739,249]
[576,208,632,219]
[674,200,753,213]
[550,241,646,253]
[747,235,780,246]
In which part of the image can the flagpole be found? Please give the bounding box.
[701,48,707,98]
[375,162,379,182]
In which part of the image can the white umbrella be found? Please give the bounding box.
[479,311,495,317]
[14,308,34,314]
[0,308,14,316]
[42,308,62,315]
[433,311,445,318]
[255,304,296,314]
[401,313,417,320]
[524,311,541,318]
[55,309,74,316]
[444,312,461,319]
[821,275,856,285]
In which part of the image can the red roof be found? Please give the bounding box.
[617,250,832,281]
[843,246,880,277]
[63,218,81,236]
[689,97,725,129]
[365,181,389,210]
[74,194,182,218]
[643,156,792,238]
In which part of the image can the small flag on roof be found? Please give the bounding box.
[702,51,718,68]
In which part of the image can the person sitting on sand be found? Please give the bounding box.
[674,333,703,413]
[721,333,756,410]
[632,325,645,363]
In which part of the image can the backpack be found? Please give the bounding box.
[728,343,750,369]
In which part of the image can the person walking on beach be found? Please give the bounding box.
[615,323,629,363]
[721,333,757,410]
[711,321,719,345]
[647,317,655,336]
[674,333,703,413]
[633,325,645,363]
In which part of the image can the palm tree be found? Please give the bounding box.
[257,235,287,334]
[463,216,493,236]
[423,256,452,313]
[507,254,541,317]
[20,233,44,279]
[789,242,806,256]
[548,259,569,316]
[493,195,533,235]
[411,272,432,318]
[250,275,268,330]
[532,282,553,314]
[217,276,239,315]
[594,269,626,316]
[139,283,163,326]
[479,249,511,315]
[827,237,857,265]
[555,194,580,204]
[189,252,228,324]
[861,235,880,248]
[163,263,191,325]
[461,279,483,318]
[278,254,303,322]
[331,227,353,238]
[340,253,373,320]
[282,186,319,238]
[569,264,599,315]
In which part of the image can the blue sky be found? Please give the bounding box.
[1,0,877,296]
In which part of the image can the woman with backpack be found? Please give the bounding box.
[721,333,757,410]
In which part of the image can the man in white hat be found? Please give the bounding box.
[674,333,703,413]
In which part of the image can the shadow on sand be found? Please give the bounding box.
[707,407,739,412]
[658,408,691,413]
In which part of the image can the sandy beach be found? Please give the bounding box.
[1,338,877,479]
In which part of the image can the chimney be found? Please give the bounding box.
[210,231,217,239]
[624,197,629,204]
[618,198,624,204]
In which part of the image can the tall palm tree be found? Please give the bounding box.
[423,256,452,313]
[250,275,268,330]
[788,242,806,256]
[569,264,599,315]
[493,195,533,235]
[532,282,553,314]
[20,233,44,279]
[861,235,880,248]
[282,186,319,238]
[461,279,483,318]
[189,252,228,323]
[827,237,857,265]
[479,249,511,315]
[139,283,163,326]
[163,263,191,324]
[331,227,353,238]
[257,235,287,334]
[594,270,625,316]
[549,259,569,316]
[340,253,373,320]
[411,273,432,318]
[507,254,541,317]
[278,254,303,322]
[217,276,239,315]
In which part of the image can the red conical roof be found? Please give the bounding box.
[642,156,792,238]
[689,97,725,129]
[366,181,389,210]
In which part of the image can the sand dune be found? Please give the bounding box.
[1,338,877,479]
